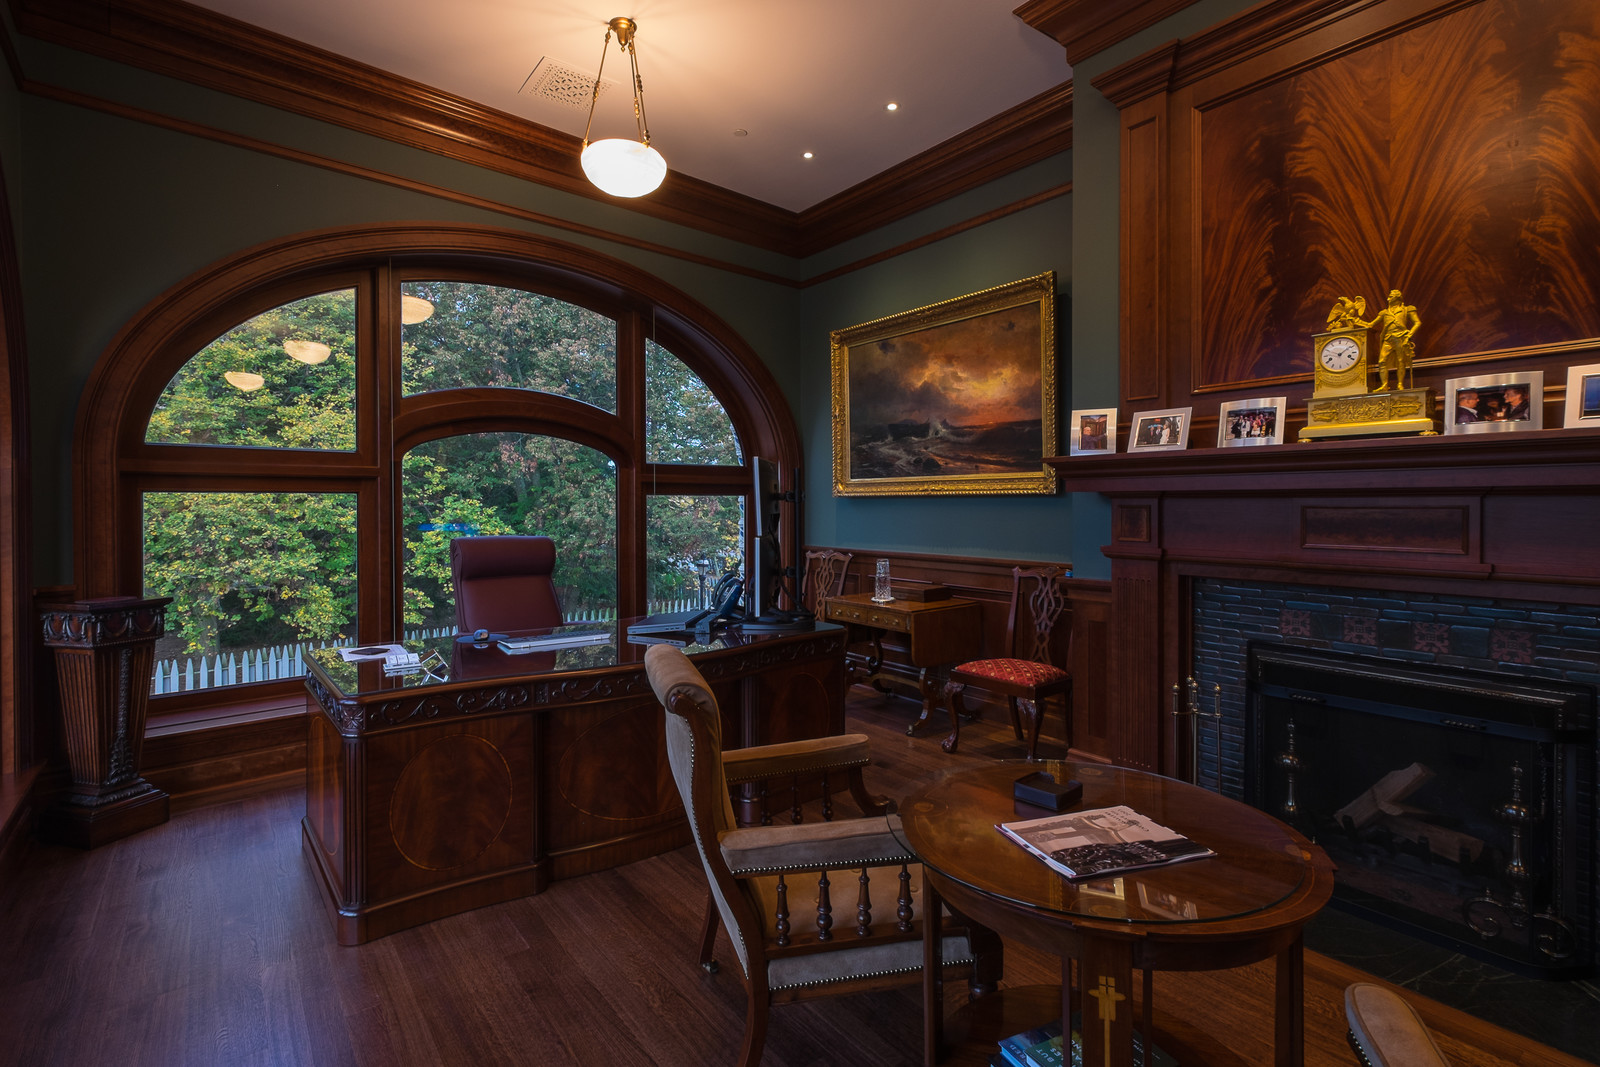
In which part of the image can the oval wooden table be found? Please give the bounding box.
[899,761,1336,1067]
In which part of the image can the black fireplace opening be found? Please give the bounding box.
[1246,643,1596,978]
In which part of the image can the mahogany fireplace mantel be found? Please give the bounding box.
[1047,431,1600,773]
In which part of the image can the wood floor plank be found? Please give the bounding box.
[0,685,1585,1067]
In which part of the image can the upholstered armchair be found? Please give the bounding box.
[449,535,563,633]
[643,644,1002,1066]
[1345,983,1454,1066]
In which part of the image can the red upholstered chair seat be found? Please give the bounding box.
[953,658,1068,688]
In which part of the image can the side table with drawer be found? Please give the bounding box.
[820,591,981,735]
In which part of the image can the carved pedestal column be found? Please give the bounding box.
[40,596,173,848]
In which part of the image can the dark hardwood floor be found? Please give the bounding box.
[0,684,1587,1066]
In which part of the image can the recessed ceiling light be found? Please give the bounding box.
[803,151,814,159]
[886,102,899,111]
[733,129,748,137]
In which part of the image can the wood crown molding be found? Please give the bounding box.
[1013,0,1202,65]
[795,83,1073,258]
[1088,0,1481,107]
[12,0,801,255]
[1089,40,1181,108]
[14,0,1073,260]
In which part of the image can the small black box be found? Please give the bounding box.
[1012,771,1083,811]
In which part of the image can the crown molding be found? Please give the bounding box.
[12,0,803,254]
[1013,0,1203,65]
[794,83,1073,259]
[12,0,1074,261]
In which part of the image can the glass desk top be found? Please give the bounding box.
[899,760,1327,927]
[306,620,842,699]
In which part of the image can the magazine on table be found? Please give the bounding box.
[997,804,1214,881]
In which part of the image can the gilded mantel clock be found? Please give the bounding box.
[1312,329,1369,397]
[1300,291,1435,441]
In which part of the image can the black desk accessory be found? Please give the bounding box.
[1013,771,1082,811]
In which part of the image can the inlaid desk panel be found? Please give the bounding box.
[302,622,846,944]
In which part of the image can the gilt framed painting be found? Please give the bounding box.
[830,272,1058,496]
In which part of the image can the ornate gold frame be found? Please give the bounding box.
[829,272,1058,497]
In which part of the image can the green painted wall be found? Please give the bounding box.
[796,155,1074,567]
[9,2,1258,588]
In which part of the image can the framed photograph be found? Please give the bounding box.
[1069,407,1117,456]
[1127,407,1192,452]
[1443,371,1543,434]
[1565,363,1600,429]
[1217,396,1286,447]
[829,272,1058,496]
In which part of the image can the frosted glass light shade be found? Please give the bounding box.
[283,339,331,365]
[400,294,435,324]
[581,139,667,198]
[224,371,265,392]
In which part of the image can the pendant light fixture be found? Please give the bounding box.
[580,16,667,198]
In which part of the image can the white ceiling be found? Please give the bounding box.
[185,0,1072,212]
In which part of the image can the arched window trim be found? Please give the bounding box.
[77,223,799,708]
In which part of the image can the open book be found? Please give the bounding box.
[998,804,1214,881]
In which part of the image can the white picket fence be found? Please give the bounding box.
[149,599,701,695]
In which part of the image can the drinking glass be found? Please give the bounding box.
[872,558,893,603]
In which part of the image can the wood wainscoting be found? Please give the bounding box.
[805,546,1111,761]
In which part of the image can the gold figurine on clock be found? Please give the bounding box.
[1300,290,1434,440]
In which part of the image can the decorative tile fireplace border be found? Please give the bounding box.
[1192,579,1600,801]
[1191,578,1599,977]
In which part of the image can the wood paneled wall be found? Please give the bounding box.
[807,546,1112,760]
[1092,0,1600,444]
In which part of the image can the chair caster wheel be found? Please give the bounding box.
[702,959,719,974]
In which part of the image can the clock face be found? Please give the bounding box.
[1319,336,1361,372]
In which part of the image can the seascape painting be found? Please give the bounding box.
[830,273,1057,496]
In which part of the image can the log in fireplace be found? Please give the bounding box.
[1245,644,1595,978]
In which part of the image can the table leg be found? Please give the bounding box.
[908,666,941,736]
[1275,932,1305,1067]
[1081,936,1135,1067]
[923,873,945,1067]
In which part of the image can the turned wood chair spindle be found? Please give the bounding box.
[643,643,1003,1067]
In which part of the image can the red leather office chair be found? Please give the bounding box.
[449,535,564,633]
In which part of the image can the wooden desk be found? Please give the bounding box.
[820,592,980,735]
[901,761,1335,1067]
[301,621,846,945]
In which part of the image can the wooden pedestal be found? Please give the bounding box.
[40,596,173,849]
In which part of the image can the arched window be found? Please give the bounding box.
[77,226,798,710]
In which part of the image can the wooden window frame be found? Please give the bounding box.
[75,223,800,720]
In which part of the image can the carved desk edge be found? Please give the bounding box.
[304,628,847,737]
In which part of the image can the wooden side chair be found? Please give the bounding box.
[941,566,1071,758]
[802,548,852,613]
[643,643,1002,1067]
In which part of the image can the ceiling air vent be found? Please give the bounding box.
[520,59,612,110]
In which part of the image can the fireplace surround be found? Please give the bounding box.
[1053,430,1600,982]
[1247,642,1594,977]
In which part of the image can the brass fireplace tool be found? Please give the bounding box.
[1465,760,1576,961]
[1170,677,1222,788]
